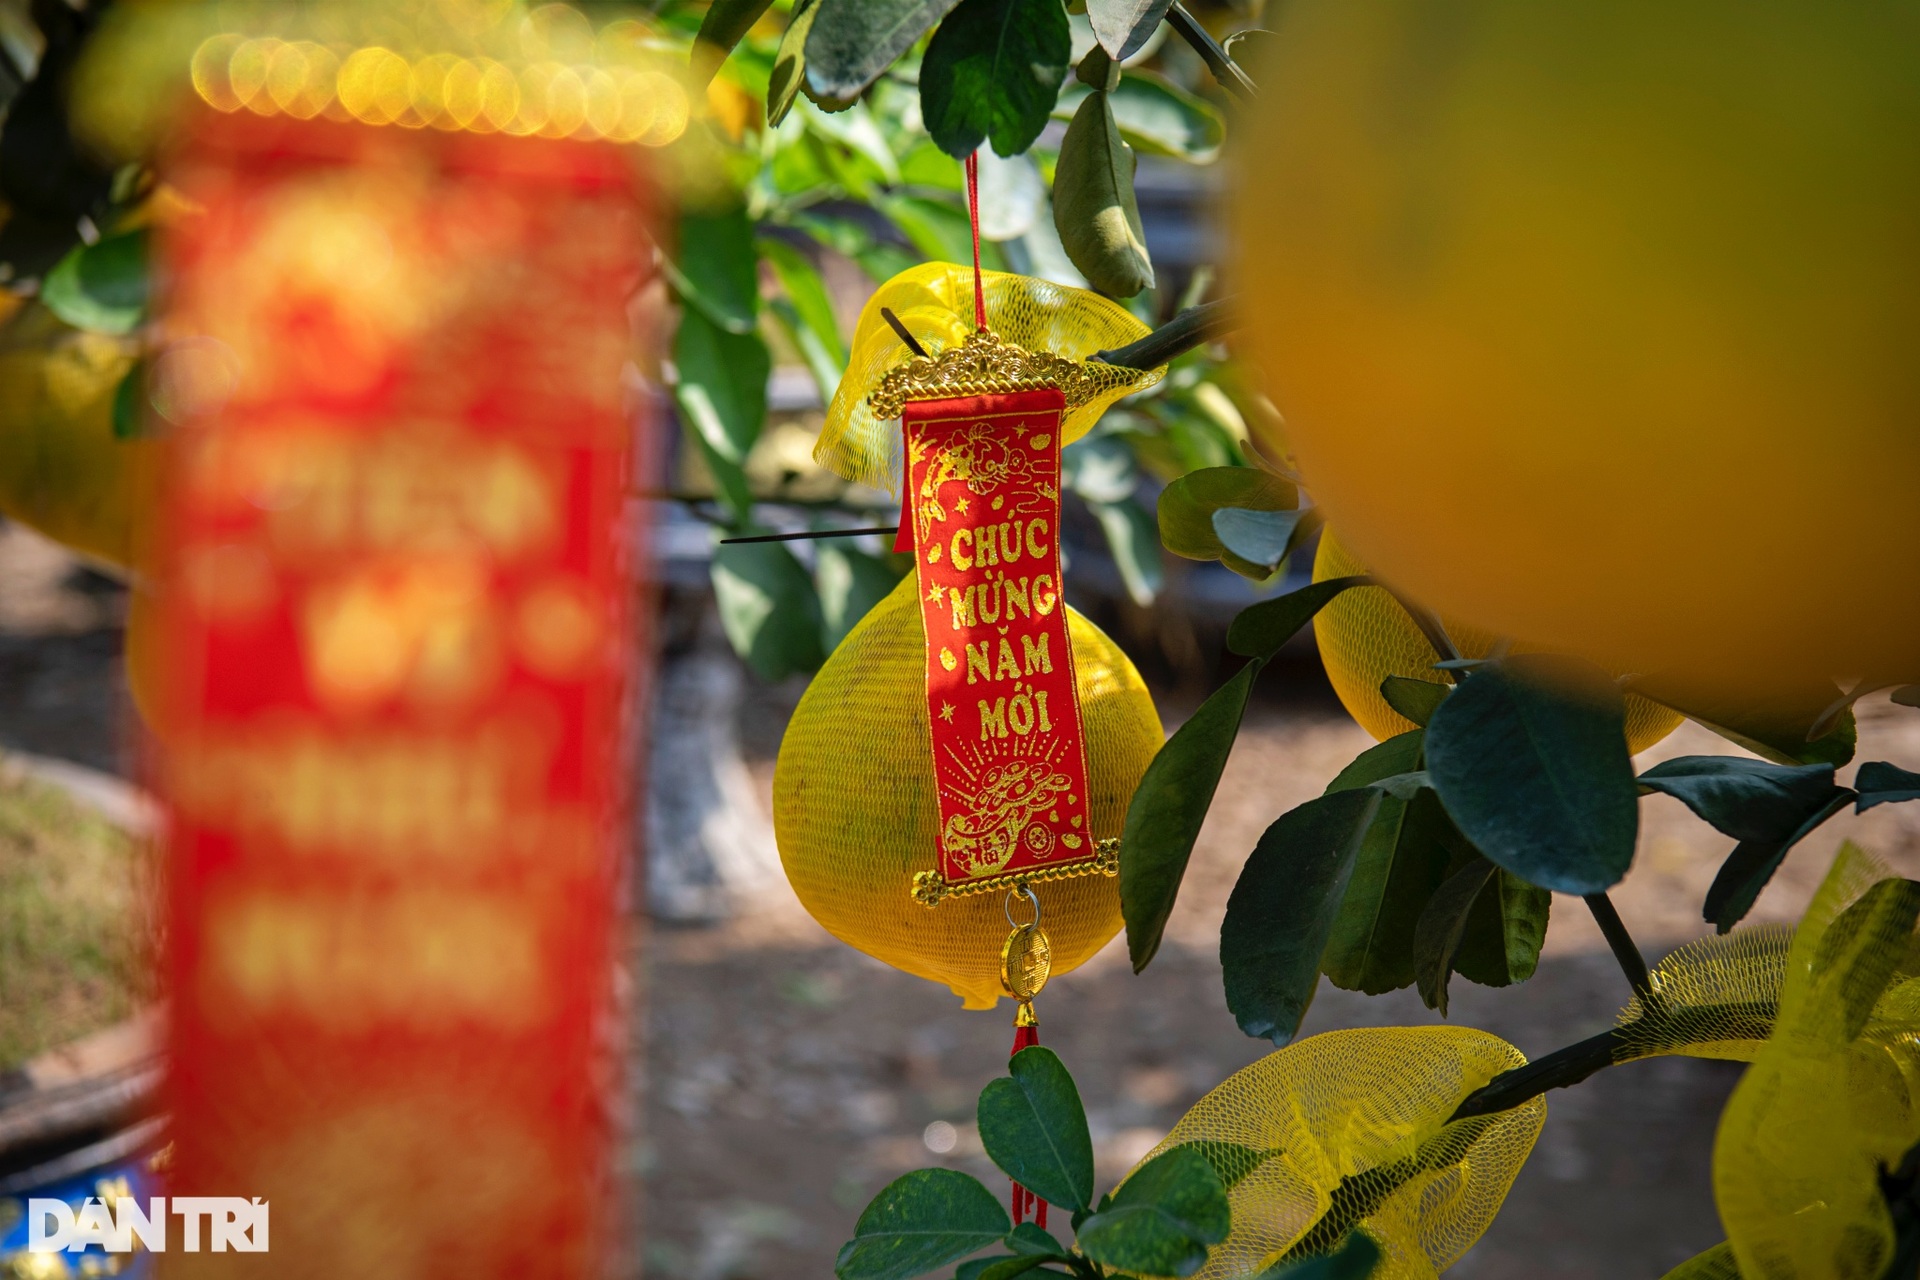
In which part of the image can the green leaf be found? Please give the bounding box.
[1893,685,1920,709]
[1085,0,1174,61]
[1325,729,1425,795]
[1855,761,1920,812]
[111,359,146,439]
[1052,88,1153,298]
[1632,675,1858,768]
[921,0,1070,158]
[880,193,986,266]
[1077,1146,1229,1277]
[805,0,961,99]
[1088,497,1162,606]
[816,542,903,651]
[1004,1223,1071,1259]
[977,1047,1096,1213]
[42,231,148,335]
[954,1258,1056,1280]
[836,1168,1013,1280]
[1702,791,1854,933]
[1425,654,1639,896]
[1637,756,1847,842]
[694,0,777,86]
[1413,856,1496,1016]
[1056,71,1225,161]
[801,98,905,183]
[1251,1230,1382,1279]
[674,308,770,467]
[758,236,847,364]
[1222,787,1383,1044]
[1157,466,1297,576]
[712,541,826,680]
[1808,872,1920,1039]
[1167,1140,1280,1192]
[1210,506,1319,576]
[1380,677,1448,729]
[671,207,760,335]
[768,0,821,124]
[1226,576,1371,661]
[1321,788,1457,996]
[1451,863,1551,990]
[1121,661,1258,972]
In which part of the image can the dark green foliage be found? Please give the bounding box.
[921,0,1071,157]
[1426,656,1638,895]
[1157,466,1298,578]
[1222,787,1383,1043]
[1856,761,1920,812]
[711,541,825,680]
[41,230,147,335]
[1321,788,1455,996]
[978,1047,1096,1213]
[1121,661,1258,972]
[694,0,777,85]
[1638,756,1846,842]
[1226,576,1371,661]
[1252,1230,1382,1279]
[1210,506,1322,576]
[1703,792,1854,933]
[1076,1147,1230,1277]
[835,1169,1012,1280]
[1085,0,1176,61]
[1380,677,1448,728]
[805,0,964,99]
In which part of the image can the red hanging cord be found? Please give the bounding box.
[1008,1018,1047,1228]
[965,150,987,332]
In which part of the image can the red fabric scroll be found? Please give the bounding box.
[902,388,1099,895]
[152,108,645,1276]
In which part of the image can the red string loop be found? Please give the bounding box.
[965,150,987,332]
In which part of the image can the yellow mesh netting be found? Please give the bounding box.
[1712,842,1920,1279]
[1662,1242,1745,1280]
[1134,1026,1543,1280]
[816,263,1163,491]
[1312,527,1681,753]
[1613,926,1794,1065]
[771,573,1162,1009]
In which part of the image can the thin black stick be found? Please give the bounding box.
[880,307,929,358]
[1166,3,1256,101]
[1092,298,1235,370]
[718,525,898,545]
[1584,892,1655,1000]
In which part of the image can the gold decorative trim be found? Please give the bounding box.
[869,330,1142,420]
[911,838,1119,907]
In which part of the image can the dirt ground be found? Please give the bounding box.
[640,667,1920,1280]
[4,521,1919,1279]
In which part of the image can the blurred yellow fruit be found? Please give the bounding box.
[773,574,1163,1010]
[1314,527,1681,753]
[1235,0,1920,684]
[0,301,145,569]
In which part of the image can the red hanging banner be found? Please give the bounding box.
[904,388,1111,906]
[152,102,645,1276]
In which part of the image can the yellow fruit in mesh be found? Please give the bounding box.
[1135,1025,1542,1279]
[0,301,145,569]
[772,574,1163,1010]
[816,262,1163,491]
[1312,527,1682,754]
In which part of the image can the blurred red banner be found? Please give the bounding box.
[152,106,645,1275]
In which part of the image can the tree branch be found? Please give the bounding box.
[1092,298,1236,370]
[1584,892,1655,1000]
[1165,4,1256,102]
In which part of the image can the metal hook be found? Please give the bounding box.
[1004,884,1041,930]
